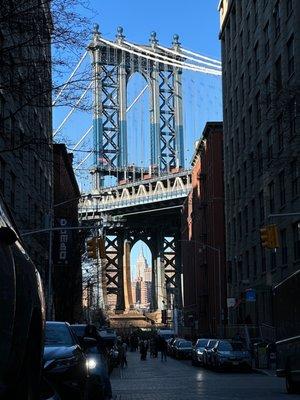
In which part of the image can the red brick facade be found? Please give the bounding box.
[181,122,226,337]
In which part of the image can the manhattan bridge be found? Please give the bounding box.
[53,24,221,323]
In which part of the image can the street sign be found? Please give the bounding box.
[227,297,236,308]
[245,289,256,302]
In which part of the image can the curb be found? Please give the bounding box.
[253,368,276,377]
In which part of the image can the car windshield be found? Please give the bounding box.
[45,323,74,346]
[207,340,217,349]
[71,325,86,338]
[196,339,209,348]
[179,341,192,348]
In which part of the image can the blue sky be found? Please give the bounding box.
[53,1,222,266]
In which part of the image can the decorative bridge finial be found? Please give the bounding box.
[116,26,125,42]
[172,34,181,50]
[93,23,100,35]
[149,31,158,47]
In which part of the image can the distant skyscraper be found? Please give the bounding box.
[132,249,152,309]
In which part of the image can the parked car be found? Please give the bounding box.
[0,194,45,400]
[174,340,193,359]
[274,270,300,394]
[71,324,112,399]
[167,337,177,355]
[210,340,252,370]
[170,338,184,357]
[202,339,218,367]
[43,321,87,400]
[191,338,210,366]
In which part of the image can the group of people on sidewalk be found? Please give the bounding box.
[116,334,168,366]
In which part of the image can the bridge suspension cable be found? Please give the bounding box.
[99,38,221,76]
[72,125,93,150]
[126,84,148,113]
[52,51,88,106]
[74,151,93,170]
[118,39,221,75]
[155,44,221,70]
[53,81,92,137]
[181,47,221,65]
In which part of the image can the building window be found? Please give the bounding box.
[230,137,234,164]
[242,117,246,147]
[250,152,254,181]
[236,128,240,152]
[277,113,283,151]
[269,181,275,213]
[279,170,286,206]
[252,246,257,277]
[255,92,261,124]
[251,199,256,228]
[246,251,250,279]
[270,251,277,271]
[249,106,253,137]
[244,206,248,234]
[275,56,282,91]
[264,22,270,59]
[233,217,237,242]
[253,0,258,25]
[265,75,271,108]
[293,222,300,260]
[261,246,266,273]
[267,129,273,162]
[291,159,299,198]
[9,172,16,209]
[244,161,247,189]
[238,259,243,283]
[259,190,265,222]
[246,13,250,43]
[237,170,241,197]
[241,74,244,105]
[232,177,235,202]
[0,157,5,195]
[287,35,295,77]
[0,94,4,132]
[247,59,252,91]
[238,212,242,237]
[273,1,281,37]
[287,0,293,16]
[289,97,296,137]
[257,141,263,173]
[281,229,287,265]
[254,42,259,74]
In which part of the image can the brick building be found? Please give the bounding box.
[52,144,82,322]
[219,0,300,328]
[181,122,226,337]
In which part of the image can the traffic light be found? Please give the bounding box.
[260,224,279,249]
[86,237,97,259]
[97,236,106,259]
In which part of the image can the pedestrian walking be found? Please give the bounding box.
[140,339,148,361]
[120,341,128,368]
[160,337,167,362]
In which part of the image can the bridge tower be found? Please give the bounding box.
[88,24,184,190]
[82,25,189,319]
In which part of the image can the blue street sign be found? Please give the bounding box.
[245,289,256,302]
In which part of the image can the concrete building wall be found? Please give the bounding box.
[219,0,300,327]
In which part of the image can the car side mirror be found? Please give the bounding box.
[83,337,97,349]
[0,227,17,245]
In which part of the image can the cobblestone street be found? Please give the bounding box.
[110,352,298,400]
